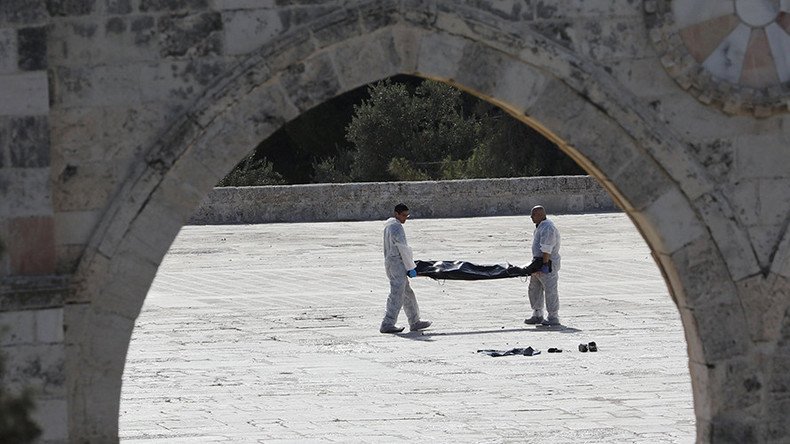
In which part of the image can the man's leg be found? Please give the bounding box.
[382,263,407,328]
[401,281,421,327]
[543,271,560,319]
[527,275,545,318]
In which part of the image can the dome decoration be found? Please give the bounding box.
[645,0,790,116]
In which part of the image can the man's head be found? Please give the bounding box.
[394,203,410,224]
[530,205,546,225]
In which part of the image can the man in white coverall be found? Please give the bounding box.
[523,205,562,326]
[380,203,432,334]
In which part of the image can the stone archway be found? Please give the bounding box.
[67,8,756,441]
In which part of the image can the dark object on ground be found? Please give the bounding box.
[588,341,597,352]
[547,348,563,353]
[477,347,540,357]
[579,343,588,352]
[415,260,532,280]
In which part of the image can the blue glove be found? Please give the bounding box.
[540,261,553,273]
[408,268,417,278]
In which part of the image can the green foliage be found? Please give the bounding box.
[344,79,485,182]
[217,155,285,187]
[337,78,584,182]
[219,76,584,185]
[0,339,42,443]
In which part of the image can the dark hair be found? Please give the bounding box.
[394,203,409,213]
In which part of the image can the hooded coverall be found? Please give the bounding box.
[381,217,421,328]
[528,218,562,319]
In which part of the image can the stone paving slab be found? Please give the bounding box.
[120,214,694,443]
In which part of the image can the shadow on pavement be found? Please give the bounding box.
[395,326,583,341]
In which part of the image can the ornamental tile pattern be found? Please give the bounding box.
[645,0,790,115]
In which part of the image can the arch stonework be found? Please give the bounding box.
[0,1,788,442]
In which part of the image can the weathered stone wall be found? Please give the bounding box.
[0,0,788,442]
[189,176,617,225]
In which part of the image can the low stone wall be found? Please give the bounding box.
[188,176,618,225]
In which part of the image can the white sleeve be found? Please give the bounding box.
[539,226,558,254]
[393,225,416,270]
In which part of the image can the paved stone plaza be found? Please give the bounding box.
[119,213,694,443]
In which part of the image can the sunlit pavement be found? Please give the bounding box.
[120,214,694,443]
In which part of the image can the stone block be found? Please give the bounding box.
[0,0,47,26]
[666,235,740,308]
[157,11,222,58]
[773,230,790,279]
[725,179,759,227]
[611,152,674,212]
[736,274,789,342]
[9,115,50,168]
[280,52,341,113]
[52,160,117,212]
[694,192,761,280]
[389,26,420,75]
[694,302,751,361]
[51,64,142,108]
[1,343,65,397]
[211,0,276,10]
[191,81,299,178]
[0,310,35,345]
[535,0,641,19]
[454,41,549,114]
[30,397,68,442]
[525,79,640,181]
[140,0,208,12]
[16,26,47,71]
[221,7,282,55]
[415,31,467,83]
[359,0,399,32]
[6,216,56,275]
[35,308,64,343]
[733,135,790,181]
[769,354,790,398]
[0,71,49,115]
[46,0,96,17]
[573,18,652,62]
[0,28,17,74]
[309,6,363,49]
[139,59,226,113]
[54,210,101,246]
[330,30,401,92]
[105,0,133,14]
[747,224,786,272]
[631,188,707,255]
[55,243,85,274]
[0,168,52,217]
[95,243,160,319]
[688,138,735,185]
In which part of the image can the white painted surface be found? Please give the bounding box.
[120,214,693,442]
[766,22,790,82]
[703,23,751,83]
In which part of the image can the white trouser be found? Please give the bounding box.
[382,257,420,327]
[528,271,559,318]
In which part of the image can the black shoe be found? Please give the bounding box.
[578,343,588,352]
[588,341,597,352]
[380,325,405,334]
[547,348,563,353]
[524,315,544,325]
[541,316,561,326]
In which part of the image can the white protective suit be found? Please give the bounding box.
[381,217,421,328]
[528,218,561,318]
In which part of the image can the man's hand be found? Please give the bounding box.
[540,260,553,273]
[407,269,417,278]
[523,257,544,275]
